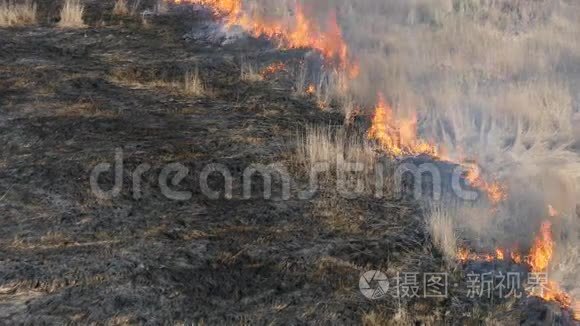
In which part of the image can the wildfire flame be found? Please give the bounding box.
[526,212,576,313]
[457,221,580,320]
[367,95,507,204]
[495,248,505,261]
[511,250,523,264]
[260,62,286,77]
[456,247,507,263]
[457,208,578,319]
[464,165,507,205]
[367,94,438,157]
[171,1,577,318]
[170,0,358,76]
[527,221,555,272]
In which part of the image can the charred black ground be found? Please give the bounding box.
[0,2,576,324]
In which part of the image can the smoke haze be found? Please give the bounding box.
[234,0,580,305]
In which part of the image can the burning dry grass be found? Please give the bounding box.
[1,0,577,322]
[58,0,85,28]
[0,0,36,27]
[290,64,352,112]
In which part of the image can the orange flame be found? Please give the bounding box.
[527,221,554,272]
[260,62,286,77]
[495,248,505,260]
[456,247,506,263]
[171,0,358,75]
[464,165,507,205]
[526,220,576,312]
[174,1,575,318]
[457,214,577,319]
[367,94,437,157]
[511,250,523,264]
[367,95,507,204]
[174,0,507,204]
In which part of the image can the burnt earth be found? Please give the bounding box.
[0,3,575,325]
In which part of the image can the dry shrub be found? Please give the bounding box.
[0,0,37,27]
[58,0,85,28]
[184,67,205,96]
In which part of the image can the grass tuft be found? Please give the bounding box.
[112,0,128,16]
[427,204,458,264]
[0,0,37,27]
[58,0,85,28]
[184,67,205,97]
[240,58,263,82]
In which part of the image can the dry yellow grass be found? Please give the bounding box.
[296,126,376,176]
[58,0,85,28]
[240,59,263,82]
[427,204,457,264]
[112,0,128,16]
[113,0,142,16]
[184,67,205,96]
[295,125,390,198]
[0,0,37,27]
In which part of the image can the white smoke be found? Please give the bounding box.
[234,0,580,305]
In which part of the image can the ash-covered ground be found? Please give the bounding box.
[0,1,577,324]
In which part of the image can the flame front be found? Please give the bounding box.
[456,247,507,264]
[367,94,437,157]
[367,95,506,203]
[458,216,577,318]
[527,220,576,313]
[260,62,286,77]
[527,221,554,272]
[170,1,577,319]
[170,0,357,75]
[464,165,507,205]
[511,250,523,264]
